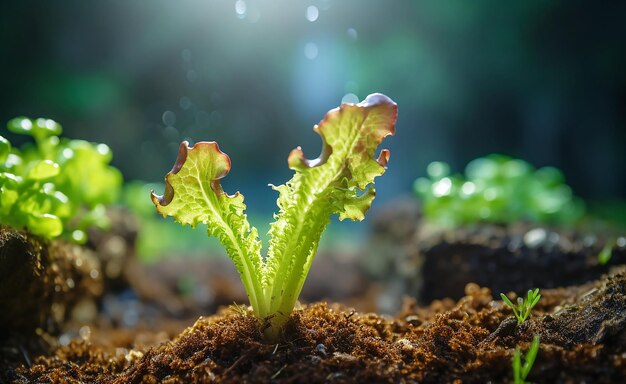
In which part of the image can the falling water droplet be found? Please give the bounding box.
[181,49,192,62]
[304,42,318,60]
[162,111,176,126]
[341,93,359,104]
[235,0,247,18]
[179,97,192,110]
[306,6,319,22]
[347,28,358,40]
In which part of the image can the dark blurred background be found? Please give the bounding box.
[1,0,625,214]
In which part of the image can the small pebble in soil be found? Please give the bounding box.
[315,343,327,356]
[405,315,421,326]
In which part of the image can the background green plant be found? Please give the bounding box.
[512,335,540,384]
[0,117,122,241]
[414,154,584,227]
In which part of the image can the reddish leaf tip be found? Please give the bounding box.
[357,93,397,109]
[377,149,390,168]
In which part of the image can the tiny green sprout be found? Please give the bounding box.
[512,335,540,384]
[598,238,615,266]
[501,288,541,325]
[151,94,397,340]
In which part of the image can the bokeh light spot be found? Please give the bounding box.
[179,97,192,110]
[162,111,176,126]
[235,0,246,18]
[433,178,452,197]
[347,28,358,40]
[181,49,192,63]
[304,42,318,60]
[341,93,359,104]
[306,6,319,22]
[186,69,198,82]
[163,126,179,142]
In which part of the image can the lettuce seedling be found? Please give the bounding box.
[0,117,122,241]
[151,94,397,339]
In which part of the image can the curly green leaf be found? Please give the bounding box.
[150,141,265,316]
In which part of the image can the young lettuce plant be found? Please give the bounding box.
[151,94,397,339]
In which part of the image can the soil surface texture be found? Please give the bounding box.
[367,199,626,306]
[7,270,626,383]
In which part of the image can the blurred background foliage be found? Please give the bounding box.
[1,1,625,233]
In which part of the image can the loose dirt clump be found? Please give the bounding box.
[9,271,626,383]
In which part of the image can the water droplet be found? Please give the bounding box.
[179,97,192,110]
[186,69,198,82]
[59,334,71,346]
[45,119,56,129]
[162,111,176,126]
[62,148,74,159]
[181,49,192,62]
[461,181,476,195]
[72,230,86,243]
[306,5,319,22]
[524,228,547,248]
[432,177,452,197]
[341,93,359,104]
[20,118,32,130]
[304,42,318,60]
[235,0,247,18]
[347,28,358,40]
[427,161,449,178]
[96,143,110,156]
[163,126,179,141]
[483,187,498,201]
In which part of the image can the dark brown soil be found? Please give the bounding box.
[0,226,102,335]
[8,270,626,383]
[367,198,626,306]
[417,223,626,303]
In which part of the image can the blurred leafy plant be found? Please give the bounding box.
[414,154,584,227]
[501,288,541,325]
[0,117,122,241]
[597,238,615,266]
[121,180,224,263]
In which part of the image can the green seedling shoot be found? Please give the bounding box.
[0,117,122,241]
[151,94,397,340]
[501,288,541,325]
[598,238,615,266]
[512,335,540,384]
